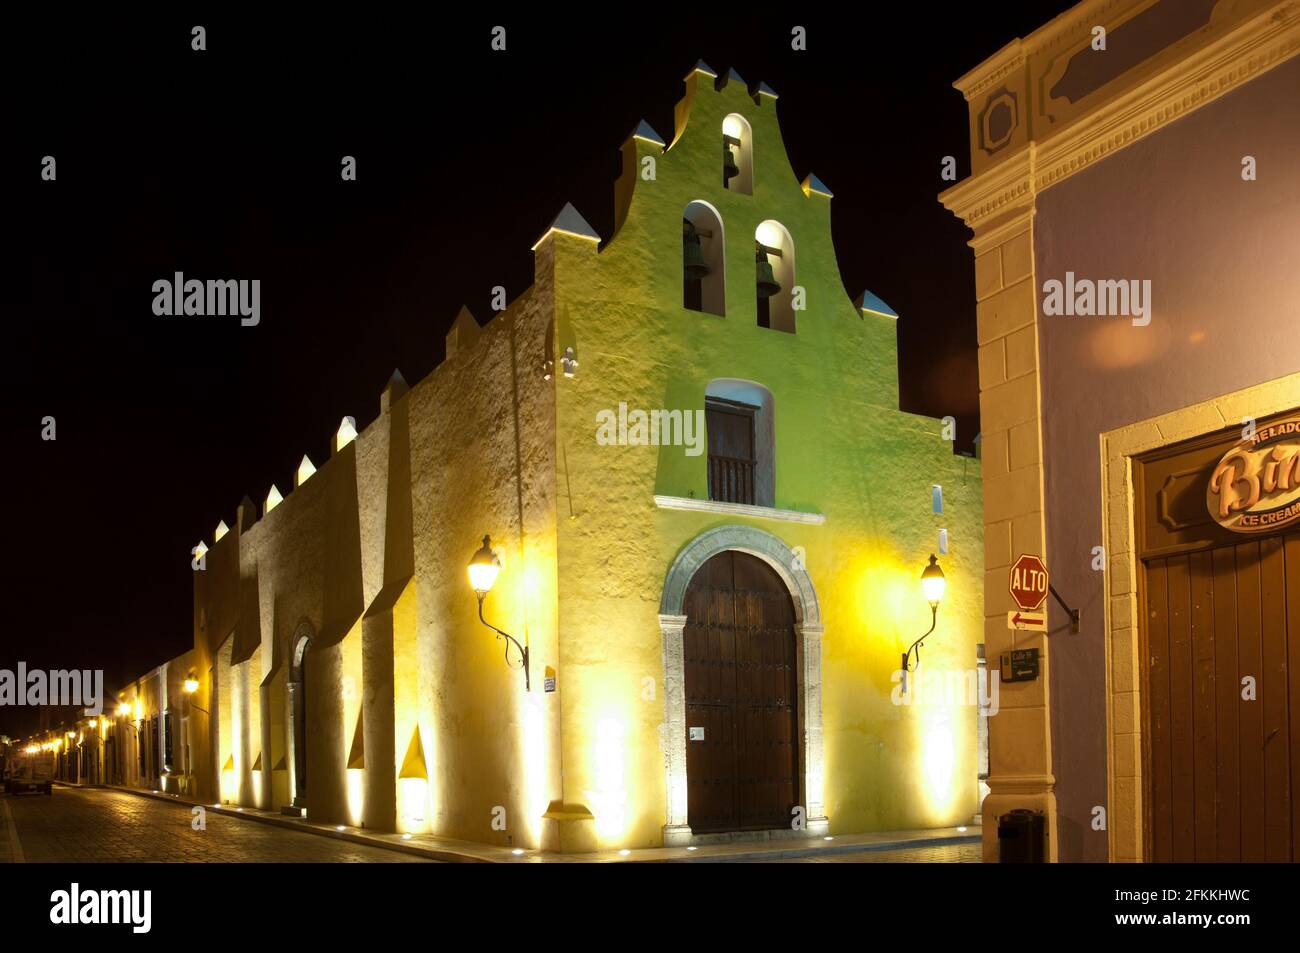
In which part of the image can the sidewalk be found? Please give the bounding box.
[98,784,978,863]
[0,798,26,863]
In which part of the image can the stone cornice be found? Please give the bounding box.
[954,40,1025,100]
[1030,0,1150,61]
[942,2,1300,230]
[954,1,1149,100]
[653,495,827,524]
[940,145,1035,234]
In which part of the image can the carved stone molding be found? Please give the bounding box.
[943,2,1299,229]
[658,525,827,844]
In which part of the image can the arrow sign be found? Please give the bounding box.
[1007,610,1047,632]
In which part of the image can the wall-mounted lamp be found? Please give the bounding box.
[901,554,946,693]
[467,535,530,691]
[183,672,209,715]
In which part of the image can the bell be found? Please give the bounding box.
[683,220,710,280]
[723,142,739,182]
[755,249,780,298]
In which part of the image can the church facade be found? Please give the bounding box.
[74,63,983,851]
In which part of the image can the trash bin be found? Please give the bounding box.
[997,809,1046,862]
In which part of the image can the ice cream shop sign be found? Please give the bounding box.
[1207,415,1300,533]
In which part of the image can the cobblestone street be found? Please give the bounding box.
[0,786,980,863]
[768,842,982,863]
[1,787,432,863]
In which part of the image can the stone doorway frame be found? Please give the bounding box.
[288,622,314,808]
[1100,372,1300,861]
[658,524,828,845]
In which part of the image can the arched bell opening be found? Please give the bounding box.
[722,113,753,194]
[683,200,726,317]
[755,220,795,333]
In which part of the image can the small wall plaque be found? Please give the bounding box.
[1000,647,1040,683]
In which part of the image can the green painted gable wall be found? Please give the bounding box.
[543,67,985,847]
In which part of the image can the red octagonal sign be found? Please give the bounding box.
[1009,553,1049,611]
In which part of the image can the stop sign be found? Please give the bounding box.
[1009,554,1049,611]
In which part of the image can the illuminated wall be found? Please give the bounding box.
[126,62,982,853]
[551,65,984,847]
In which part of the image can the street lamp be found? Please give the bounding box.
[901,554,946,693]
[180,672,208,795]
[467,535,530,691]
[182,672,209,715]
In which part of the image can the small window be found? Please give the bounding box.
[163,711,175,770]
[932,484,944,514]
[150,716,159,779]
[705,380,775,507]
[938,528,949,554]
[706,398,757,505]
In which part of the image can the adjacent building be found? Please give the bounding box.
[942,0,1300,861]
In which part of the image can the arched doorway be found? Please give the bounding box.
[659,524,827,845]
[290,630,311,808]
[683,550,799,833]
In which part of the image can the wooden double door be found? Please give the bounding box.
[1138,416,1300,861]
[1145,537,1300,860]
[682,550,799,834]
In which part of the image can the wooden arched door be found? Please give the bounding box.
[683,549,799,833]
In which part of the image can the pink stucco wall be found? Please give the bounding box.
[1034,56,1300,861]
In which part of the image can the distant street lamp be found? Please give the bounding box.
[181,672,208,795]
[901,554,946,693]
[468,535,530,691]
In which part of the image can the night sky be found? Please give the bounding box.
[8,7,1075,733]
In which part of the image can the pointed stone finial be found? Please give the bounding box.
[801,174,834,198]
[726,67,746,86]
[445,306,480,360]
[237,495,257,532]
[333,416,358,454]
[214,519,230,543]
[295,454,316,488]
[756,81,778,99]
[531,202,601,251]
[857,290,898,320]
[380,368,408,412]
[631,120,666,147]
[264,484,284,515]
[684,59,717,79]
